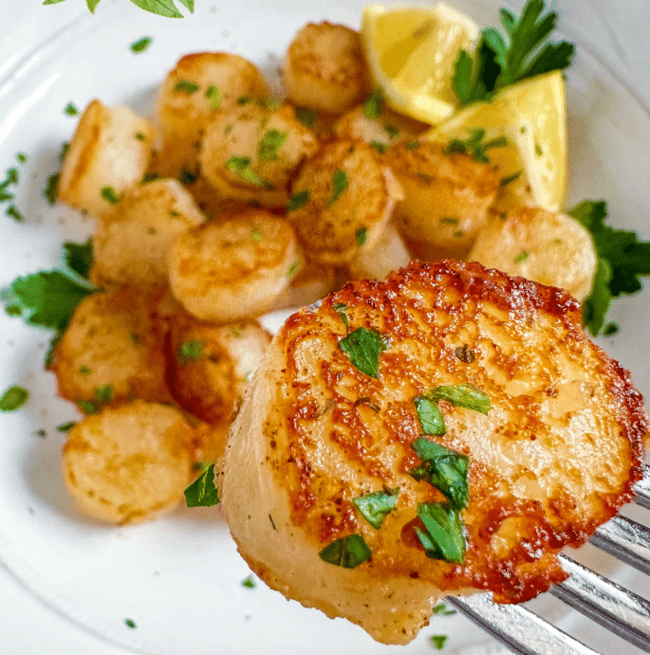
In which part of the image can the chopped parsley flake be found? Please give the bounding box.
[258,129,287,161]
[125,619,137,629]
[184,463,220,507]
[130,37,152,53]
[241,575,256,589]
[0,385,29,412]
[76,400,99,415]
[410,437,469,510]
[326,169,348,207]
[385,125,400,139]
[500,171,522,186]
[44,174,59,205]
[405,140,420,151]
[250,227,263,242]
[16,153,27,164]
[318,534,371,569]
[286,189,310,212]
[514,250,529,263]
[177,340,203,365]
[269,514,278,531]
[355,226,367,246]
[432,602,457,616]
[79,365,92,375]
[100,186,119,204]
[6,206,23,222]
[56,421,76,433]
[363,90,382,119]
[339,327,390,378]
[174,79,200,94]
[430,634,448,649]
[352,487,399,529]
[94,384,113,403]
[64,103,78,116]
[225,156,272,189]
[445,128,507,163]
[369,141,387,154]
[205,84,222,110]
[603,322,619,336]
[236,96,252,105]
[286,262,300,278]
[416,503,466,563]
[295,107,317,128]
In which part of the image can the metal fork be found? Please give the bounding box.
[446,466,650,654]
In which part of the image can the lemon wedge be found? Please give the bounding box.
[426,70,568,211]
[361,3,479,125]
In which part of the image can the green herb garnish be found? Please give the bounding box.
[500,171,522,186]
[64,102,78,116]
[569,200,650,336]
[339,327,390,378]
[131,37,152,53]
[385,125,400,139]
[57,421,76,433]
[258,129,287,161]
[295,107,317,128]
[177,340,203,365]
[0,386,29,412]
[250,227,263,242]
[205,84,222,111]
[318,534,371,568]
[514,250,529,263]
[226,157,273,189]
[452,0,575,106]
[269,514,278,531]
[326,169,348,207]
[363,90,382,119]
[76,400,99,415]
[410,437,469,510]
[184,463,220,507]
[16,153,27,164]
[428,384,491,415]
[369,141,387,154]
[94,384,113,403]
[286,189,309,212]
[100,185,119,204]
[415,503,466,563]
[355,227,367,246]
[414,396,446,436]
[352,487,399,529]
[432,602,457,616]
[430,635,448,649]
[445,128,507,163]
[125,619,137,629]
[287,262,300,278]
[6,206,23,222]
[603,322,619,336]
[174,80,200,94]
[63,239,93,279]
[241,575,256,589]
[44,173,59,205]
[332,302,349,333]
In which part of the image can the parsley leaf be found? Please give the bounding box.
[57,421,76,433]
[226,157,273,189]
[125,618,137,629]
[430,635,448,650]
[410,437,469,510]
[0,386,29,412]
[452,0,574,106]
[258,129,287,161]
[339,327,390,378]
[3,270,96,331]
[286,189,309,212]
[326,169,348,207]
[131,37,152,53]
[241,575,256,589]
[318,534,371,568]
[94,384,113,403]
[352,487,399,529]
[44,174,59,205]
[428,384,491,415]
[63,239,93,279]
[415,503,466,564]
[432,602,457,616]
[205,84,222,111]
[64,102,78,116]
[363,91,382,119]
[101,185,119,204]
[355,227,367,246]
[414,396,446,436]
[177,340,203,365]
[444,128,507,163]
[174,79,200,94]
[184,463,220,507]
[569,200,650,336]
[295,107,317,128]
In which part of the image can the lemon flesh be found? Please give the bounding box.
[426,71,568,211]
[361,3,479,125]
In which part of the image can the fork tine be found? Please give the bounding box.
[635,467,650,510]
[590,515,650,575]
[553,555,650,652]
[447,594,600,655]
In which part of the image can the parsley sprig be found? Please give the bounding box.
[43,0,195,18]
[453,0,574,106]
[569,200,650,336]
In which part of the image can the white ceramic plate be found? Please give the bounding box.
[0,1,648,654]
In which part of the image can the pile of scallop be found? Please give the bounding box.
[54,22,596,525]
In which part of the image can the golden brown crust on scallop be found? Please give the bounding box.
[239,260,646,607]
